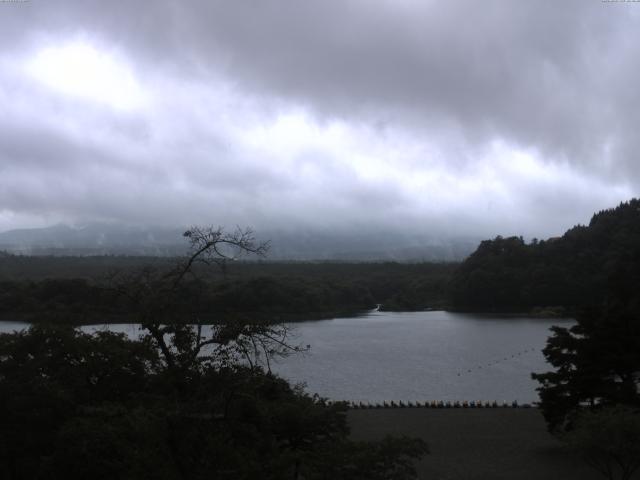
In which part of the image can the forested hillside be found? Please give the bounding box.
[450,199,640,312]
[2,199,638,321]
[0,259,455,323]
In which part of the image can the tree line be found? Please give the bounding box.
[450,199,640,313]
[0,259,455,323]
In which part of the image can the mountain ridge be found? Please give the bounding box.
[0,223,479,262]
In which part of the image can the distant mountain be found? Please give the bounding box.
[450,198,640,311]
[0,223,478,261]
[0,223,186,256]
[262,229,477,262]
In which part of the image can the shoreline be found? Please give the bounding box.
[0,306,574,326]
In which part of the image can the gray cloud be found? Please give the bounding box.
[0,0,638,239]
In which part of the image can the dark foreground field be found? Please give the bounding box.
[348,409,609,480]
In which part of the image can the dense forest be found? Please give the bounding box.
[1,200,639,322]
[0,254,457,323]
[527,202,640,478]
[0,257,454,323]
[450,199,640,314]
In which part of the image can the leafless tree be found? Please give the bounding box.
[104,226,305,372]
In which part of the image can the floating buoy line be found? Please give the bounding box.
[331,400,535,409]
[455,347,539,377]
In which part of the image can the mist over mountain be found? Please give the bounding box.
[0,224,184,256]
[260,229,479,262]
[0,223,478,261]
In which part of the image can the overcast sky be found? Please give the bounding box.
[0,0,638,239]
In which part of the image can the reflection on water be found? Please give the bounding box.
[0,311,572,403]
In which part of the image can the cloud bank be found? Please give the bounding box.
[0,0,638,239]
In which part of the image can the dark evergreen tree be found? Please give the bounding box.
[532,276,640,432]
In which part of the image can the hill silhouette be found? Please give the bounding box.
[450,199,640,312]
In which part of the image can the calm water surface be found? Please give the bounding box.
[272,311,573,403]
[0,311,572,403]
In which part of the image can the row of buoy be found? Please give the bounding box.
[456,348,538,376]
[338,400,533,409]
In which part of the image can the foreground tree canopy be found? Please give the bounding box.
[532,291,640,432]
[0,325,426,480]
[0,226,427,480]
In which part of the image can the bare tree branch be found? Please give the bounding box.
[101,225,304,374]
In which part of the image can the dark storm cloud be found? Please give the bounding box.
[7,0,629,176]
[0,0,638,236]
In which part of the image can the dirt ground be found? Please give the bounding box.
[348,408,617,480]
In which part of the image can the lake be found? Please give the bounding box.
[0,311,572,403]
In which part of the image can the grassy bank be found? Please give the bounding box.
[348,408,606,480]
